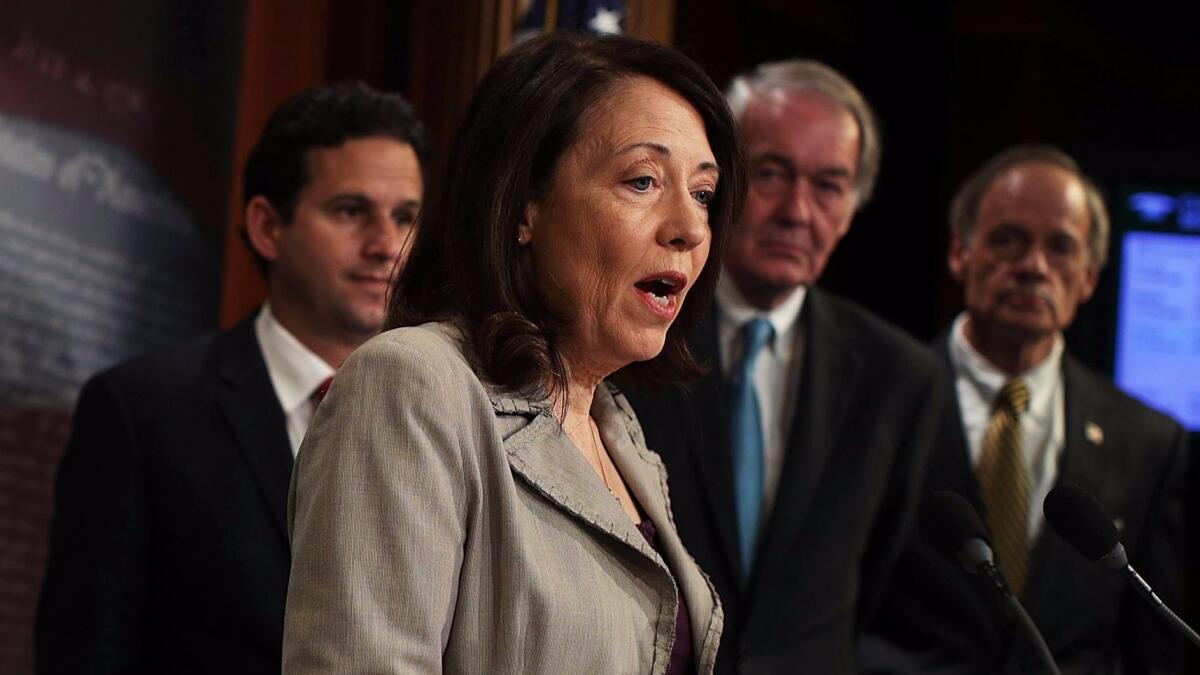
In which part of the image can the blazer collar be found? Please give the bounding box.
[215,311,293,545]
[1022,354,1119,621]
[752,288,863,592]
[1056,355,1116,501]
[600,385,724,668]
[500,382,722,668]
[930,332,987,513]
[687,310,743,580]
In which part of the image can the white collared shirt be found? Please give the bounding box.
[254,303,336,456]
[950,312,1065,540]
[715,274,807,513]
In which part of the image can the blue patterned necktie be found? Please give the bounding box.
[729,317,774,581]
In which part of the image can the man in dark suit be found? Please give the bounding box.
[627,60,943,674]
[865,145,1188,673]
[34,82,429,674]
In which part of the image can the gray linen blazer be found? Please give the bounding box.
[283,322,723,673]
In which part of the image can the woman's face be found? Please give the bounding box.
[523,76,718,379]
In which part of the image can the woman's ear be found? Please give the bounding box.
[244,196,285,262]
[517,202,537,245]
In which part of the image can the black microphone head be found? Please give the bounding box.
[1044,483,1122,564]
[920,491,991,564]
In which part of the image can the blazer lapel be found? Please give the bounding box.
[686,313,744,581]
[928,331,1013,643]
[501,399,653,561]
[215,314,293,544]
[1055,356,1119,508]
[1023,355,1116,620]
[754,290,861,587]
[601,387,722,668]
[929,334,986,513]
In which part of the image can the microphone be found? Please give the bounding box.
[1043,483,1200,649]
[920,491,1062,675]
[919,491,1007,595]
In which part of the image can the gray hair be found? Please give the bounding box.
[950,144,1110,268]
[726,59,881,205]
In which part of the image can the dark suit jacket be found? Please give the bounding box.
[36,313,293,674]
[626,287,944,674]
[864,337,1188,674]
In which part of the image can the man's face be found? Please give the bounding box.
[254,136,423,347]
[950,161,1099,343]
[724,91,860,309]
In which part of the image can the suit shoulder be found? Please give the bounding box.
[816,290,939,374]
[342,323,489,407]
[1067,358,1185,439]
[352,323,473,374]
[85,329,224,399]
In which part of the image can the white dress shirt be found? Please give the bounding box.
[950,313,1065,540]
[254,304,336,456]
[715,275,807,513]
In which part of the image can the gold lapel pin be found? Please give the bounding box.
[1085,421,1104,445]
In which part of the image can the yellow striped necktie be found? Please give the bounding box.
[977,379,1031,596]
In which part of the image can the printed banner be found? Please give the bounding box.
[0,4,243,669]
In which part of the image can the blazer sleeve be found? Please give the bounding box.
[856,358,947,625]
[283,336,474,674]
[1120,419,1189,674]
[35,373,150,675]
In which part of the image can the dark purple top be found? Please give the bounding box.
[636,519,695,675]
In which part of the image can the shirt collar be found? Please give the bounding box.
[254,303,336,414]
[715,272,806,355]
[950,312,1063,420]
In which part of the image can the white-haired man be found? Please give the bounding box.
[628,60,943,674]
[866,145,1187,674]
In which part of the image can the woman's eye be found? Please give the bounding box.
[627,176,654,191]
[693,189,714,207]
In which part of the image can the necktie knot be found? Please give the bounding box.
[995,379,1029,415]
[737,318,774,373]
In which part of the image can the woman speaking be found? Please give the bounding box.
[283,32,744,674]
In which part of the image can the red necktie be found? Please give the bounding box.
[312,376,333,406]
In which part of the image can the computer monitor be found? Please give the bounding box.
[1111,186,1200,432]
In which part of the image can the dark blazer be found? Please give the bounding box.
[626,287,944,674]
[36,313,293,674]
[865,336,1188,674]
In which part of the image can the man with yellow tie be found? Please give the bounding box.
[866,145,1188,674]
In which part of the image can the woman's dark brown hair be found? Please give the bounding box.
[388,32,744,399]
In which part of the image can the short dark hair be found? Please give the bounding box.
[241,81,431,271]
[388,33,745,398]
[950,144,1110,267]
